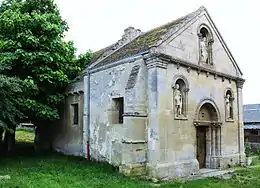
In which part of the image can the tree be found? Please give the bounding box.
[0,0,92,151]
[0,62,37,152]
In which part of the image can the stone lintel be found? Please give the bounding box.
[123,112,147,117]
[67,90,83,96]
[121,139,147,144]
[193,120,223,127]
[155,52,245,83]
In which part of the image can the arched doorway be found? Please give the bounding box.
[194,100,222,169]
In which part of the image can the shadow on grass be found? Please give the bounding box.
[0,141,119,175]
[0,142,152,188]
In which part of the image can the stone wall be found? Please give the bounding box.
[146,61,241,178]
[145,12,244,178]
[160,12,241,78]
[52,92,84,156]
[88,58,148,167]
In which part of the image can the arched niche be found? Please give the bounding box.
[224,88,234,121]
[197,24,214,65]
[194,98,221,123]
[172,75,189,119]
[193,98,223,169]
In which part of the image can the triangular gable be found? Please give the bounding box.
[156,7,243,77]
[204,8,243,76]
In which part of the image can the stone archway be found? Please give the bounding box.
[194,99,222,169]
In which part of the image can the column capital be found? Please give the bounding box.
[236,78,245,89]
[143,54,167,69]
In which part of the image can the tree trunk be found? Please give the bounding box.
[3,127,16,153]
[0,127,4,153]
[34,122,52,152]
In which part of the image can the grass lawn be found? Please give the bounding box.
[15,128,35,143]
[0,130,260,187]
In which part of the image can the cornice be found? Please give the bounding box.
[154,53,245,82]
[236,79,245,89]
[143,54,167,69]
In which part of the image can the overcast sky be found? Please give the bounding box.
[55,0,259,105]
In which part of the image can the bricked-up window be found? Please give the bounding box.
[71,103,79,124]
[112,97,124,124]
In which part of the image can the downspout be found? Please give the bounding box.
[83,68,91,160]
[87,69,91,160]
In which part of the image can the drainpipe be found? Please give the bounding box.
[83,68,91,160]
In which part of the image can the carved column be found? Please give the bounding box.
[144,54,167,171]
[206,126,212,168]
[216,126,221,156]
[236,79,246,164]
[211,126,216,157]
[218,126,222,156]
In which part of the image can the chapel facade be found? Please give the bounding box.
[52,6,245,179]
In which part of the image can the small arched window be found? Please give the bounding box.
[198,25,214,65]
[172,77,189,119]
[225,89,234,121]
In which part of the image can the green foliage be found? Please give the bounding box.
[0,74,24,133]
[0,0,92,128]
[245,141,253,157]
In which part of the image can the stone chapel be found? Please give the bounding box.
[52,6,245,179]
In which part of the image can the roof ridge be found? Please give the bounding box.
[145,6,204,36]
[88,28,143,69]
[155,6,206,47]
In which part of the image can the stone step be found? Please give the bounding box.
[182,168,235,181]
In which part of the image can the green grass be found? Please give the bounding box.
[15,129,35,143]
[0,130,260,187]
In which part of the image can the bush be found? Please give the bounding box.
[245,142,253,157]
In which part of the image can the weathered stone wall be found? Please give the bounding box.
[146,12,243,178]
[167,64,238,156]
[88,58,148,166]
[52,92,84,156]
[161,13,241,77]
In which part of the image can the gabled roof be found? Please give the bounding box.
[90,6,204,69]
[244,124,260,130]
[243,104,260,123]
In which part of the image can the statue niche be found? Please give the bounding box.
[198,26,213,65]
[225,90,234,121]
[173,78,188,119]
[174,83,183,116]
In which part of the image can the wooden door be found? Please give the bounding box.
[197,127,206,168]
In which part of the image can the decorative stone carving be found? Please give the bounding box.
[225,94,231,119]
[174,84,183,116]
[198,24,213,65]
[236,79,245,89]
[172,76,189,119]
[225,89,234,121]
[200,37,209,63]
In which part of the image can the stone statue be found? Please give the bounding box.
[200,37,209,63]
[225,94,231,118]
[174,84,183,116]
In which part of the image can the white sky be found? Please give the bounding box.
[55,0,259,105]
